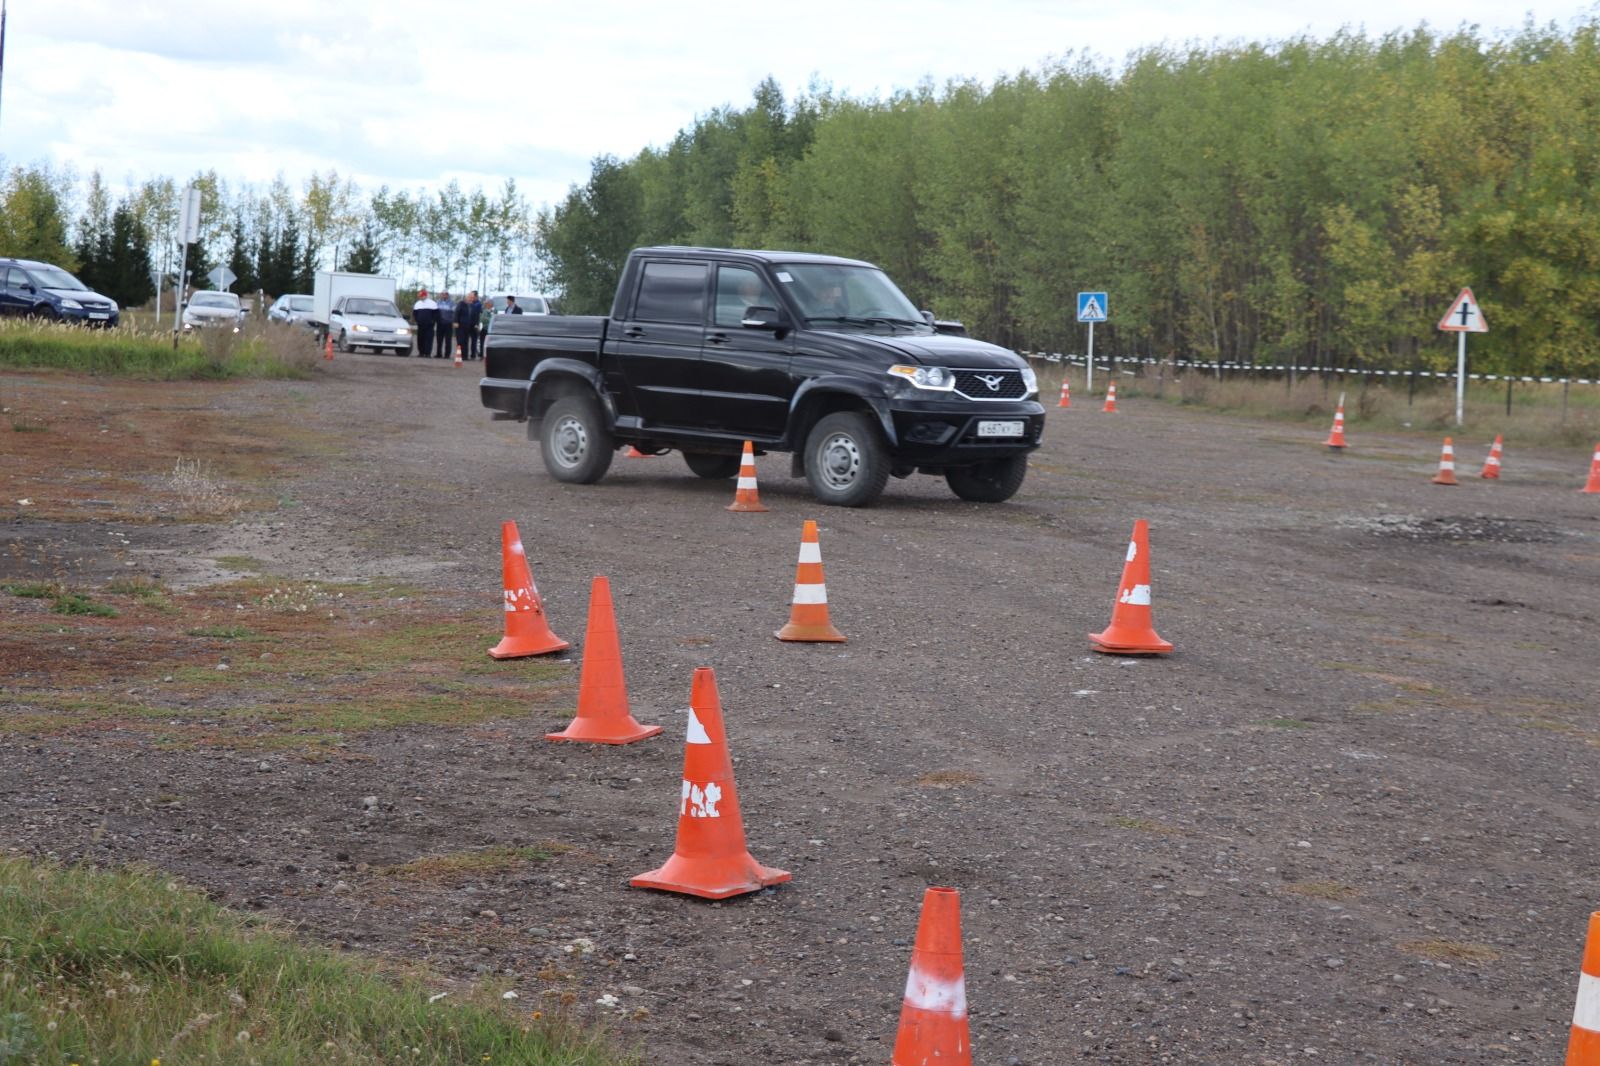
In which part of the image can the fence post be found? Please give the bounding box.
[1563,379,1570,425]
[1505,378,1513,418]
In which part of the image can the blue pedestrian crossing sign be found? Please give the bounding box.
[1077,292,1108,323]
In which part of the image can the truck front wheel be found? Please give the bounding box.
[804,411,890,508]
[541,395,614,485]
[945,454,1028,503]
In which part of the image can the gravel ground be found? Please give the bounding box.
[4,354,1600,1064]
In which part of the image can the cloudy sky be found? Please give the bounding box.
[3,0,1595,210]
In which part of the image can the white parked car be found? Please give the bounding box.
[268,293,316,327]
[487,293,555,316]
[328,295,412,354]
[182,290,244,331]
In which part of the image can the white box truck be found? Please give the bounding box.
[311,271,397,335]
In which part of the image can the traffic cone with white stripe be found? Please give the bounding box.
[453,343,463,368]
[1481,435,1504,479]
[1567,912,1600,1062]
[545,576,661,745]
[727,441,768,512]
[1324,393,1347,449]
[776,520,845,642]
[625,445,651,458]
[1057,379,1071,408]
[488,520,570,659]
[1431,437,1460,485]
[1583,445,1600,494]
[1102,382,1118,413]
[324,334,334,360]
[630,667,790,899]
[891,887,971,1066]
[1088,519,1173,655]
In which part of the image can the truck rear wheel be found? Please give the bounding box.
[683,452,741,479]
[804,411,890,508]
[541,395,614,485]
[945,454,1028,502]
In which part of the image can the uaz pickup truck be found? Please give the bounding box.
[479,247,1046,507]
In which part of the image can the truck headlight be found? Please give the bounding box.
[887,365,955,392]
[396,326,411,336]
[1020,365,1038,397]
[352,324,371,332]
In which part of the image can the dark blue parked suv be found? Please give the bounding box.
[0,258,120,326]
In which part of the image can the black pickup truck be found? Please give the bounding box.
[480,246,1046,507]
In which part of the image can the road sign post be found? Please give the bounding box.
[1437,287,1488,427]
[1077,292,1107,393]
[172,186,202,350]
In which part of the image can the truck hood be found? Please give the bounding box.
[838,331,1025,370]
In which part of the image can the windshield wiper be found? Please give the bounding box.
[809,315,923,330]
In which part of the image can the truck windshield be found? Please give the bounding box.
[777,264,923,327]
[345,299,400,316]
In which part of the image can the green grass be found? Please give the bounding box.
[0,857,632,1064]
[0,319,315,380]
[49,592,118,618]
[1,583,54,599]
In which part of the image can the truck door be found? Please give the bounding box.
[699,264,795,441]
[609,260,709,429]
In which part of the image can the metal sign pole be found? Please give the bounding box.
[1087,321,1095,394]
[1456,330,1466,427]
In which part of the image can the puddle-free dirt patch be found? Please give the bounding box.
[1340,514,1560,544]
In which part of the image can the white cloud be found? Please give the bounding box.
[3,0,1592,210]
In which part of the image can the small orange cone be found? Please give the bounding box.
[776,520,844,642]
[453,344,463,368]
[488,520,570,659]
[1583,444,1600,494]
[1057,379,1071,408]
[546,576,661,745]
[1102,382,1118,413]
[630,667,790,900]
[1088,519,1173,655]
[1324,392,1347,449]
[1481,435,1504,479]
[891,887,972,1066]
[727,441,768,513]
[624,445,651,458]
[324,334,334,360]
[1431,437,1459,485]
[1568,912,1600,1063]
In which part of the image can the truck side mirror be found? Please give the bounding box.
[740,305,787,331]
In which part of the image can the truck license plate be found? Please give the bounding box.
[977,420,1024,438]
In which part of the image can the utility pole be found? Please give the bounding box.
[1,0,10,139]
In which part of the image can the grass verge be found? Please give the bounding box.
[0,318,317,380]
[0,857,630,1064]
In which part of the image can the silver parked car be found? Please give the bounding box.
[328,295,412,354]
[182,290,244,331]
[268,293,315,327]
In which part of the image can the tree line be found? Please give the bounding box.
[0,165,542,309]
[537,22,1600,378]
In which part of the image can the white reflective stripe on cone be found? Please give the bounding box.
[797,542,822,564]
[902,965,967,1017]
[1440,462,1455,470]
[792,583,828,605]
[737,476,758,489]
[1575,971,1600,1031]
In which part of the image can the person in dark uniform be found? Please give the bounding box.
[434,290,454,357]
[411,289,436,357]
[456,292,479,360]
[503,294,523,315]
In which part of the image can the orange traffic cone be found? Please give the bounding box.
[1481,435,1504,479]
[727,441,768,513]
[1088,519,1173,655]
[1568,912,1600,1062]
[546,576,661,745]
[453,344,463,368]
[891,887,972,1066]
[776,520,844,642]
[488,520,569,659]
[1102,382,1118,413]
[624,445,651,458]
[630,667,791,900]
[1431,437,1459,485]
[1057,379,1071,408]
[1583,444,1600,494]
[324,334,334,360]
[1324,393,1347,449]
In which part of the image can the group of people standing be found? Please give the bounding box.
[410,290,524,359]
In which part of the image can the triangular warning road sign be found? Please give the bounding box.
[1438,287,1488,333]
[1081,297,1104,321]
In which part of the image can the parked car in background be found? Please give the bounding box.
[328,295,412,354]
[268,293,316,327]
[487,293,555,315]
[182,290,245,332]
[0,258,120,326]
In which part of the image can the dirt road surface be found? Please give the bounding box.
[4,355,1599,1064]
